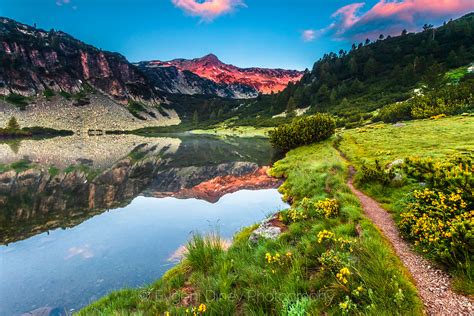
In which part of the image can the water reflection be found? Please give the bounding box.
[0,134,287,315]
[0,135,279,244]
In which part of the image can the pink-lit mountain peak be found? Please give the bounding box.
[150,54,304,94]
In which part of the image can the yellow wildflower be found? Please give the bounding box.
[198,304,207,313]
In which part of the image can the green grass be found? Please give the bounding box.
[10,160,32,172]
[79,140,423,315]
[444,66,470,84]
[2,93,30,110]
[339,116,474,166]
[338,115,474,294]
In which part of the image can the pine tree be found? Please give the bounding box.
[349,57,358,75]
[192,110,199,124]
[363,57,377,78]
[6,116,20,130]
[286,97,297,116]
[446,50,458,68]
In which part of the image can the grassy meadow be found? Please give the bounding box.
[338,115,474,294]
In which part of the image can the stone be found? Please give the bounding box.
[249,214,286,243]
[387,159,404,169]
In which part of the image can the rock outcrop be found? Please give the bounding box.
[0,17,162,105]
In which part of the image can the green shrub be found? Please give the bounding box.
[43,88,55,99]
[355,160,396,186]
[268,114,336,151]
[4,93,29,110]
[128,101,146,120]
[379,102,413,123]
[410,81,474,119]
[403,155,473,206]
[378,80,474,122]
[59,91,72,99]
[6,116,20,130]
[399,188,472,267]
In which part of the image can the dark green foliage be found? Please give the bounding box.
[241,14,474,124]
[127,101,146,120]
[268,114,336,151]
[409,80,474,118]
[6,116,20,130]
[3,93,29,110]
[59,91,72,99]
[43,88,55,99]
[22,126,73,136]
[403,155,473,207]
[378,102,413,123]
[0,124,72,138]
[10,160,31,172]
[379,79,474,122]
[355,160,396,186]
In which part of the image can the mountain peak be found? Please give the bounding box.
[199,53,221,64]
[142,54,303,95]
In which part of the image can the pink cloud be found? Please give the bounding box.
[302,29,316,42]
[172,0,245,21]
[320,0,474,40]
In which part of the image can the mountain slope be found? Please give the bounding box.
[242,13,474,125]
[139,54,303,98]
[136,61,257,98]
[0,17,182,131]
[0,17,162,105]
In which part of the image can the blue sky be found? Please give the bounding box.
[1,0,472,70]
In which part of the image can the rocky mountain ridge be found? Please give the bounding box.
[0,17,162,105]
[139,54,303,97]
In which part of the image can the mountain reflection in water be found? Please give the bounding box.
[0,134,288,316]
[0,134,281,245]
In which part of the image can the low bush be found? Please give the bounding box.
[403,155,473,205]
[378,80,474,123]
[268,114,336,152]
[378,102,412,123]
[3,93,29,110]
[397,155,473,284]
[128,101,147,120]
[399,189,473,267]
[279,197,339,224]
[355,160,396,186]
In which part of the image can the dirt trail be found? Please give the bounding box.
[347,169,473,315]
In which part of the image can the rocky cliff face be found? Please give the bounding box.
[138,54,304,98]
[137,61,257,98]
[0,17,162,105]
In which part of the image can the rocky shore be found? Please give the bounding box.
[0,94,180,132]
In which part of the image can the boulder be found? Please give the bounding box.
[249,214,287,243]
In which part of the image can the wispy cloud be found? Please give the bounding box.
[317,0,474,41]
[65,245,94,260]
[302,29,316,42]
[55,0,70,6]
[172,0,245,21]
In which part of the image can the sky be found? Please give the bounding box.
[0,0,473,70]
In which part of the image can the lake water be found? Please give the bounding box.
[0,134,287,315]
